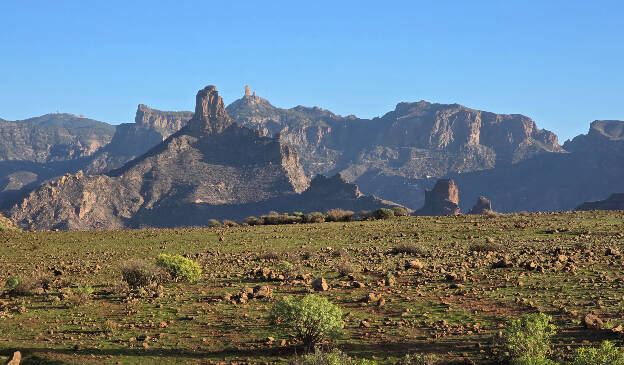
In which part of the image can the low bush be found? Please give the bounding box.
[571,340,624,365]
[222,219,239,227]
[303,212,326,224]
[374,208,394,220]
[325,208,355,222]
[270,294,343,347]
[392,242,428,256]
[259,250,281,261]
[5,273,50,296]
[244,216,263,226]
[470,241,504,253]
[509,357,558,365]
[208,219,221,228]
[335,261,357,276]
[64,285,94,308]
[156,254,202,283]
[392,207,410,217]
[294,347,376,365]
[499,313,557,361]
[121,259,169,289]
[397,353,438,365]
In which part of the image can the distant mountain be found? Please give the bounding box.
[0,113,114,162]
[0,114,116,208]
[9,86,395,230]
[2,86,622,218]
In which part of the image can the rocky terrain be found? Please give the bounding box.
[9,86,395,230]
[1,210,623,364]
[468,196,493,214]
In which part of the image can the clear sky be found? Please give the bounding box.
[1,1,622,141]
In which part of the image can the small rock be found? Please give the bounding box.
[583,313,604,329]
[312,278,329,291]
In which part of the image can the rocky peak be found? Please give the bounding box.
[468,196,493,214]
[134,104,192,136]
[414,179,460,216]
[588,120,624,140]
[188,85,233,135]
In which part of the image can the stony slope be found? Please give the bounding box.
[9,86,394,230]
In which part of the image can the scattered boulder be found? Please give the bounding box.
[312,278,329,291]
[6,351,21,365]
[414,179,460,216]
[468,196,493,214]
[583,313,604,329]
[405,260,424,270]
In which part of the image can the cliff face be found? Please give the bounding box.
[226,89,563,189]
[9,86,312,230]
[84,105,193,174]
[414,179,460,216]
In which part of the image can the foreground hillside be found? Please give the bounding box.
[1,211,623,364]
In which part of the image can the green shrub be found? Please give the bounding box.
[222,219,239,227]
[397,353,438,365]
[303,212,326,224]
[294,347,376,365]
[5,277,20,290]
[392,207,410,217]
[278,261,295,272]
[500,313,557,361]
[509,357,558,365]
[374,208,394,220]
[121,259,169,289]
[571,340,624,365]
[208,219,221,228]
[5,273,50,296]
[156,254,202,283]
[325,208,355,222]
[244,216,263,226]
[270,294,343,347]
[392,242,428,256]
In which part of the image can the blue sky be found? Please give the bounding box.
[1,1,622,141]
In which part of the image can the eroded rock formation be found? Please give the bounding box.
[468,196,493,214]
[414,179,460,216]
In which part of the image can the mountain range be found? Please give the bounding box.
[1,85,622,229]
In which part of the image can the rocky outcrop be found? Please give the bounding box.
[83,105,193,174]
[135,104,192,137]
[414,179,460,216]
[468,196,493,214]
[12,85,386,230]
[0,212,18,230]
[576,193,624,211]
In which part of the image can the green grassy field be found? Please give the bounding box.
[0,211,623,364]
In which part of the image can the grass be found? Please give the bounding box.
[0,211,622,364]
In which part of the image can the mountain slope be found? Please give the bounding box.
[9,86,394,230]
